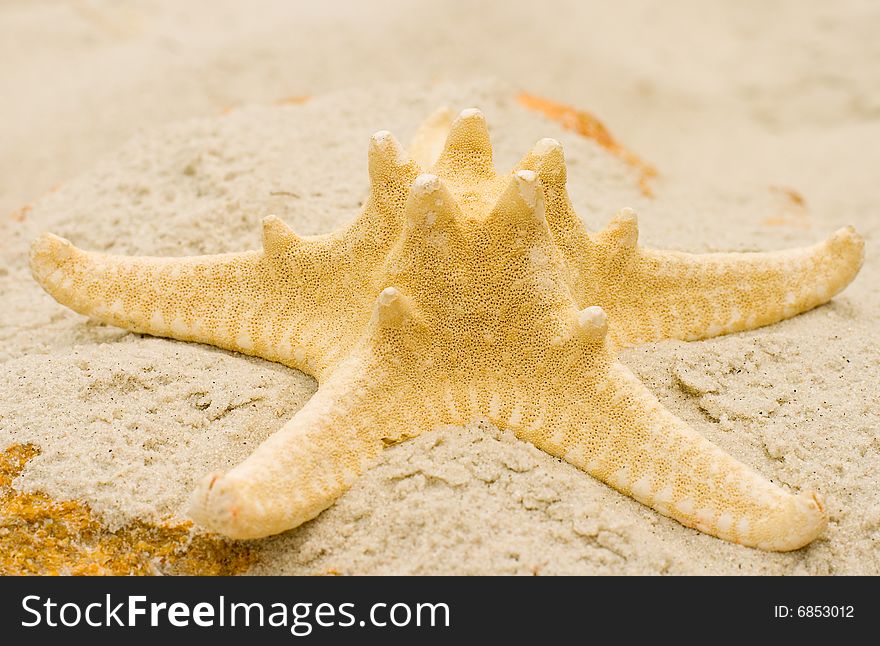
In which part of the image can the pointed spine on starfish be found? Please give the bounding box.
[488,170,547,230]
[261,215,300,256]
[402,174,461,238]
[595,207,639,250]
[390,174,464,287]
[433,108,494,178]
[368,130,417,187]
[371,286,413,329]
[364,129,420,222]
[517,137,568,189]
[512,170,540,212]
[530,138,567,182]
[577,305,609,342]
[367,286,429,364]
[515,137,591,248]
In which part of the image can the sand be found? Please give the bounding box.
[1,1,878,575]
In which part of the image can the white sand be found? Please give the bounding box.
[1,1,878,574]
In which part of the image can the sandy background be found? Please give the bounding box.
[1,0,878,574]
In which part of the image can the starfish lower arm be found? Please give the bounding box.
[189,289,441,539]
[188,357,382,539]
[517,359,825,551]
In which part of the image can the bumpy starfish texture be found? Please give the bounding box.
[30,108,864,551]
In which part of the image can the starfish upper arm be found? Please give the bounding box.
[29,131,421,379]
[517,136,865,347]
[592,219,865,346]
[29,229,353,376]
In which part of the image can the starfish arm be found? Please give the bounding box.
[188,352,436,539]
[29,231,340,375]
[189,287,441,539]
[29,232,262,345]
[28,130,423,378]
[593,222,864,346]
[516,361,826,551]
[516,136,864,345]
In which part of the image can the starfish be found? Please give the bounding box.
[29,108,863,551]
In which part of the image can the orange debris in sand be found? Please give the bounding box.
[763,185,811,229]
[221,95,311,116]
[0,444,256,575]
[517,92,657,196]
[773,186,806,207]
[276,95,311,106]
[10,204,31,222]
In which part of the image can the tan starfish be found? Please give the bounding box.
[29,108,863,550]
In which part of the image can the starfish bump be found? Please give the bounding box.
[30,108,863,550]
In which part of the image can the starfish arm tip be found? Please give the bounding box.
[827,225,865,267]
[758,491,827,552]
[190,469,315,540]
[188,471,257,540]
[29,232,76,285]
